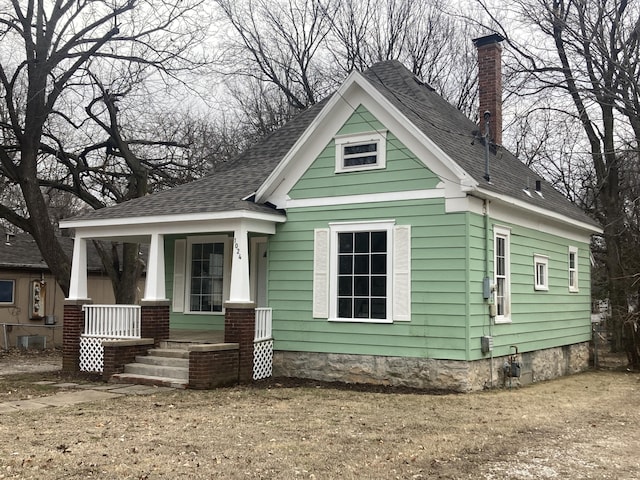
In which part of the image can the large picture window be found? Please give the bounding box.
[494,226,511,323]
[337,230,388,320]
[313,221,410,323]
[0,279,15,304]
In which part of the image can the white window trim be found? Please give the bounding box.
[568,246,579,292]
[334,131,387,173]
[494,226,512,324]
[534,254,549,291]
[0,279,15,305]
[184,235,232,315]
[329,220,395,323]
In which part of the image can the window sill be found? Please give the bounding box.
[184,311,224,315]
[329,317,393,324]
[335,164,385,174]
[493,317,512,324]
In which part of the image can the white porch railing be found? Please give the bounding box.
[80,305,142,373]
[254,307,272,341]
[82,304,141,338]
[253,307,273,381]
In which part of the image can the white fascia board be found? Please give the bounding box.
[61,210,286,240]
[255,71,477,208]
[475,188,602,239]
[357,77,475,189]
[254,70,362,204]
[285,188,445,209]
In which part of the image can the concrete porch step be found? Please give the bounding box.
[147,348,190,359]
[159,340,212,350]
[110,373,188,389]
[135,355,189,368]
[123,362,189,381]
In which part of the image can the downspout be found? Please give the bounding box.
[484,199,494,387]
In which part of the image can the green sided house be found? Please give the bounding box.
[60,34,601,391]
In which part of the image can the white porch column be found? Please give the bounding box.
[143,233,168,301]
[228,224,251,303]
[68,236,88,300]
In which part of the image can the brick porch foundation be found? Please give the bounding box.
[63,299,91,372]
[140,300,170,346]
[224,302,256,383]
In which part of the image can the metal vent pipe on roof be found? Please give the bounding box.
[483,111,491,182]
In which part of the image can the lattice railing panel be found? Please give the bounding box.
[80,336,106,373]
[253,339,273,380]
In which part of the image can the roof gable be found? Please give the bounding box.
[256,68,475,208]
[288,104,442,201]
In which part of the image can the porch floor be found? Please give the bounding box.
[168,330,224,343]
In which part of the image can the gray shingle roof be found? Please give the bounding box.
[66,101,326,222]
[363,61,597,227]
[0,232,104,271]
[64,60,597,228]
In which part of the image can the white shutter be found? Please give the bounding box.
[172,239,186,312]
[313,228,330,318]
[393,225,411,321]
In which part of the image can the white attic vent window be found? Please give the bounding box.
[335,131,387,173]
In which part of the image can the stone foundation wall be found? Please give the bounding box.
[273,342,590,392]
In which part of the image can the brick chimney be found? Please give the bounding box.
[473,33,505,146]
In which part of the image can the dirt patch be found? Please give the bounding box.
[0,350,639,479]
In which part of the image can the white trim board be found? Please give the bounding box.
[60,209,286,230]
[285,188,445,209]
[62,211,286,241]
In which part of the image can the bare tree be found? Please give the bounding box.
[214,0,337,112]
[0,0,208,299]
[214,0,483,133]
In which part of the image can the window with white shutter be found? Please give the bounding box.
[312,220,411,323]
[172,239,186,312]
[313,228,330,318]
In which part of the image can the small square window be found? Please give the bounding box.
[335,131,387,173]
[0,280,15,304]
[534,255,549,291]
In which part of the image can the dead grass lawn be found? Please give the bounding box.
[0,352,639,479]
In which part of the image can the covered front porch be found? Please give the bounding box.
[60,210,284,388]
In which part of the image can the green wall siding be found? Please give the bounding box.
[270,207,592,362]
[269,199,470,361]
[467,219,592,359]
